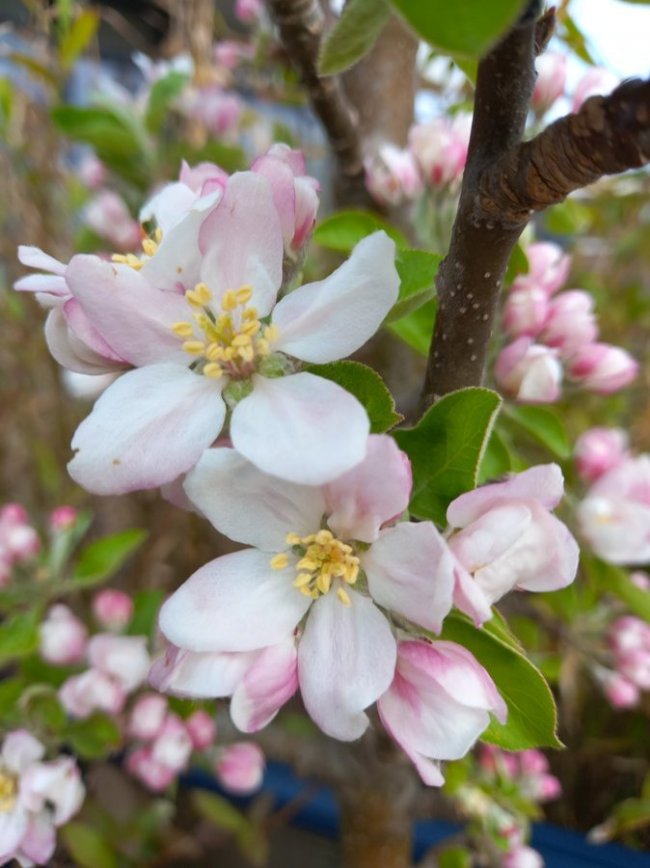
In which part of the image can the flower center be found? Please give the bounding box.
[111,228,162,270]
[171,283,278,380]
[0,769,18,813]
[270,529,360,606]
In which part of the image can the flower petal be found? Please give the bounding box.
[184,447,325,550]
[158,549,310,653]
[298,590,396,740]
[150,643,258,698]
[363,522,455,634]
[231,373,369,485]
[0,807,29,864]
[447,464,565,528]
[45,308,122,374]
[66,255,189,366]
[325,434,411,543]
[271,232,399,363]
[2,730,45,773]
[199,172,283,316]
[17,245,66,275]
[63,299,125,362]
[231,637,299,732]
[68,364,225,494]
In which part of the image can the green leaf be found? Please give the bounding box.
[193,790,247,833]
[312,210,407,253]
[128,589,165,638]
[504,242,529,288]
[387,248,441,322]
[440,611,562,749]
[389,0,527,58]
[21,685,67,734]
[439,845,472,868]
[478,427,511,483]
[0,610,40,664]
[145,71,190,133]
[0,679,25,725]
[583,556,650,622]
[72,528,147,587]
[305,361,401,432]
[67,713,122,759]
[58,9,100,70]
[51,105,144,159]
[504,404,571,459]
[394,388,501,525]
[319,0,391,75]
[61,822,117,868]
[558,14,596,65]
[544,198,592,236]
[388,298,437,356]
[8,53,58,88]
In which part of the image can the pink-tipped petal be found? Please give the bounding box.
[231,373,369,485]
[231,637,299,732]
[150,643,258,698]
[68,364,226,495]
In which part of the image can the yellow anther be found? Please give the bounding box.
[232,334,253,347]
[0,770,17,812]
[171,322,195,338]
[316,573,332,594]
[315,529,334,545]
[256,339,270,357]
[154,227,163,243]
[337,587,352,607]
[270,553,289,570]
[203,362,223,379]
[238,345,255,363]
[243,308,259,321]
[242,320,261,336]
[206,343,224,361]
[195,283,212,303]
[235,285,253,304]
[263,324,279,343]
[142,238,158,256]
[293,573,312,588]
[112,252,144,270]
[182,340,206,355]
[221,290,238,311]
[297,557,318,571]
[286,533,301,546]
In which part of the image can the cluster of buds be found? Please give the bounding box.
[364,113,472,207]
[0,504,40,586]
[530,55,618,118]
[496,242,637,403]
[576,429,650,565]
[600,615,650,709]
[0,730,85,866]
[479,746,562,804]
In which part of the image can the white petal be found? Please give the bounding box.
[272,232,399,363]
[184,447,325,550]
[158,549,311,653]
[0,807,29,863]
[68,364,225,494]
[199,172,283,316]
[45,308,121,375]
[150,645,258,698]
[298,590,396,740]
[231,373,369,485]
[231,637,298,732]
[363,523,455,634]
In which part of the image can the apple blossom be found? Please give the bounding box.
[0,730,84,866]
[158,435,456,741]
[540,290,598,357]
[409,113,472,187]
[572,67,620,113]
[39,605,88,666]
[60,172,397,492]
[531,52,567,114]
[502,287,549,338]
[92,588,134,631]
[566,342,638,393]
[575,427,629,482]
[87,634,150,692]
[216,742,265,794]
[78,153,107,190]
[578,456,650,564]
[377,639,507,786]
[149,713,193,772]
[609,616,650,691]
[125,748,177,792]
[235,0,263,24]
[84,191,141,251]
[128,694,169,741]
[601,671,640,709]
[494,338,562,403]
[0,504,40,567]
[510,242,571,297]
[186,710,217,750]
[59,667,127,718]
[48,505,78,532]
[503,846,544,868]
[447,464,579,624]
[364,143,423,206]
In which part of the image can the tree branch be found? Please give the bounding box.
[267,0,370,205]
[422,2,650,405]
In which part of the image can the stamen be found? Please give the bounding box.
[337,588,352,607]
[275,529,361,605]
[171,322,194,338]
[182,340,206,355]
[270,553,289,570]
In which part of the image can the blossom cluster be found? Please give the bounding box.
[575,427,650,565]
[0,505,40,586]
[532,55,620,117]
[601,615,650,709]
[495,242,637,403]
[0,730,84,866]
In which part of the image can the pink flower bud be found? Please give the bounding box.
[518,749,548,776]
[409,113,471,188]
[630,571,650,591]
[602,672,640,708]
[503,846,544,868]
[532,52,567,113]
[566,343,638,394]
[150,713,193,772]
[87,634,150,693]
[2,523,41,560]
[574,427,629,482]
[541,290,598,357]
[572,67,619,112]
[40,605,88,666]
[216,742,265,794]
[191,88,242,138]
[502,287,549,338]
[79,154,107,190]
[92,589,134,631]
[512,242,571,297]
[59,668,126,718]
[364,144,422,206]
[185,709,217,750]
[128,694,168,741]
[235,0,263,23]
[0,504,29,525]
[214,40,255,71]
[49,506,78,532]
[535,773,563,801]
[126,746,177,791]
[495,338,562,404]
[84,191,141,251]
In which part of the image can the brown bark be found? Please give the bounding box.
[339,785,412,868]
[268,0,370,206]
[422,2,650,405]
